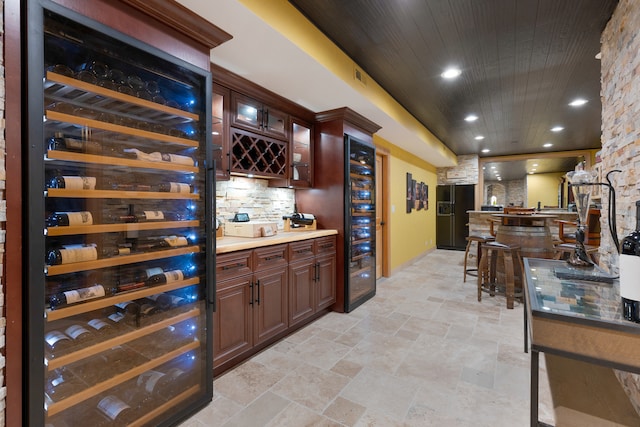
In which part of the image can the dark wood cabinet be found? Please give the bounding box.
[288,236,336,328]
[296,108,381,312]
[214,245,289,371]
[231,92,289,140]
[214,236,336,375]
[214,274,252,367]
[211,63,316,183]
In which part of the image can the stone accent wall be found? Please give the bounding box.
[0,0,6,423]
[437,154,479,185]
[600,0,640,416]
[484,179,526,207]
[216,177,295,231]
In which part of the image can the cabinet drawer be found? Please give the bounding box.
[315,236,337,255]
[289,240,315,261]
[217,250,252,281]
[254,244,288,271]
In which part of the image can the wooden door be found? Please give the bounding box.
[375,153,383,278]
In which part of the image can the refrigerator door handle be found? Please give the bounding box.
[206,160,216,308]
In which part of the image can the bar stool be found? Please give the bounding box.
[463,234,496,282]
[478,241,524,309]
[553,242,599,264]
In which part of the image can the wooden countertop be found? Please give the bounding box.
[216,229,338,254]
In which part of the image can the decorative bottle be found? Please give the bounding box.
[620,202,640,322]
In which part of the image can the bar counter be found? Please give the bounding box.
[216,229,338,254]
[468,210,578,239]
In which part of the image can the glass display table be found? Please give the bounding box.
[523,258,640,426]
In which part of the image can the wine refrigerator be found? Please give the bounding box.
[25,2,214,426]
[345,135,377,312]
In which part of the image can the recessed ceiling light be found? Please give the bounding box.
[441,67,462,79]
[595,52,602,60]
[491,166,496,169]
[543,143,553,148]
[464,114,478,122]
[481,148,490,153]
[474,135,485,140]
[569,98,588,107]
[529,171,535,174]
[532,163,538,167]
[550,126,564,132]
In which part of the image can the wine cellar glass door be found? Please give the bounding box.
[26,3,213,426]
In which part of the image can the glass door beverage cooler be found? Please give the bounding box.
[345,136,376,311]
[25,2,214,426]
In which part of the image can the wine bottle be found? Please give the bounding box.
[45,368,84,402]
[139,299,161,316]
[145,269,189,286]
[45,211,94,227]
[86,318,117,337]
[137,370,174,398]
[154,182,192,193]
[47,132,102,154]
[133,235,189,252]
[114,301,141,326]
[46,244,98,265]
[49,283,118,310]
[110,210,185,223]
[46,242,130,265]
[96,395,136,424]
[620,229,640,322]
[47,175,96,190]
[123,148,195,166]
[44,330,73,354]
[64,324,94,344]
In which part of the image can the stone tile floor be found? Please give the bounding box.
[183,249,554,426]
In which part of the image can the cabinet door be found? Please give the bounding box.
[231,92,262,132]
[263,106,289,139]
[290,119,313,188]
[214,276,253,368]
[212,83,230,181]
[253,268,288,345]
[288,259,315,327]
[316,253,337,310]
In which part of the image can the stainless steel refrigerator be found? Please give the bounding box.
[25,3,214,425]
[436,184,475,250]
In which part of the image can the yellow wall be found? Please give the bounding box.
[375,135,437,272]
[526,172,565,208]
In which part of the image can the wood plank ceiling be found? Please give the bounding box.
[289,0,619,179]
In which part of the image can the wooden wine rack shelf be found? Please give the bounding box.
[129,385,200,427]
[45,71,199,122]
[46,308,200,370]
[45,340,200,416]
[46,188,200,200]
[46,150,199,174]
[46,110,199,148]
[45,245,200,276]
[45,277,200,322]
[46,220,200,237]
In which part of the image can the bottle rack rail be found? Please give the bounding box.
[45,246,200,276]
[45,339,200,416]
[45,278,200,322]
[46,188,200,200]
[46,220,200,237]
[46,150,199,174]
[45,71,199,122]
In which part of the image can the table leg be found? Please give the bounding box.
[531,349,539,427]
[504,250,515,309]
[524,295,528,353]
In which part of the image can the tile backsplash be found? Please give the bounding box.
[216,177,295,230]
